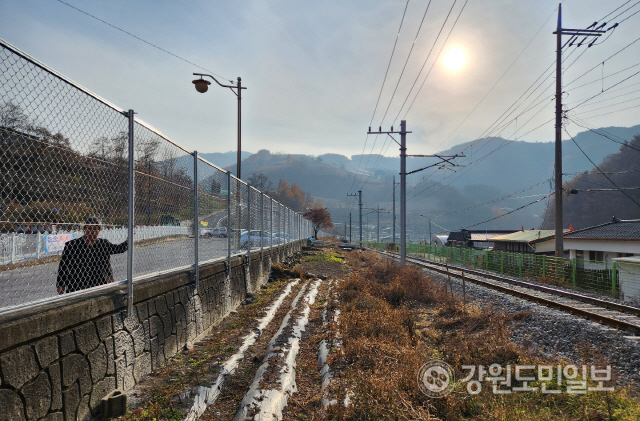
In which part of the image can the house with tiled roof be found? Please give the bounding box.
[565,217,640,263]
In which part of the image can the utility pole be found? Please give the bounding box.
[377,205,381,242]
[368,122,462,262]
[359,190,363,249]
[347,191,363,249]
[349,212,352,242]
[553,4,604,256]
[364,205,389,242]
[368,122,411,261]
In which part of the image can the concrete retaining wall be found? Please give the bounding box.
[0,241,302,421]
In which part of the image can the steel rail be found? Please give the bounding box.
[378,250,640,335]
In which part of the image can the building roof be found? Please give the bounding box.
[447,231,469,242]
[470,233,509,241]
[491,230,558,244]
[564,217,640,241]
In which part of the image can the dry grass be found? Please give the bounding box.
[324,250,640,420]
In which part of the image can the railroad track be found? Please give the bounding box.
[378,250,640,336]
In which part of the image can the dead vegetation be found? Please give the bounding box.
[324,250,640,421]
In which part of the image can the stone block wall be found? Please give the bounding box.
[0,241,303,420]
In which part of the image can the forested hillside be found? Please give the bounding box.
[541,134,640,230]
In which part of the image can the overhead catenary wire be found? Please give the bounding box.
[463,193,554,229]
[348,0,412,194]
[432,7,558,152]
[348,0,411,194]
[55,0,231,82]
[392,0,462,123]
[568,116,640,152]
[429,178,552,219]
[565,128,640,208]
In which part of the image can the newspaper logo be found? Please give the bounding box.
[418,360,455,398]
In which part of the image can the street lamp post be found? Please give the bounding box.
[192,74,246,179]
[192,73,247,250]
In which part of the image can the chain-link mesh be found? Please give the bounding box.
[0,39,308,314]
[196,157,229,264]
[131,124,194,278]
[1,40,130,309]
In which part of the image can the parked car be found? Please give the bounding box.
[212,227,227,238]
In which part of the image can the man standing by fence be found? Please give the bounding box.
[56,217,128,294]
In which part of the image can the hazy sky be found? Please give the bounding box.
[2,0,640,160]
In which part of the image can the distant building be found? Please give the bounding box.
[491,229,567,255]
[433,234,449,247]
[445,229,519,249]
[565,217,640,263]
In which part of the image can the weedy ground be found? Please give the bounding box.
[323,250,640,420]
[117,247,640,421]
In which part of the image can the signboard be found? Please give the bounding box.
[200,221,209,227]
[44,234,75,253]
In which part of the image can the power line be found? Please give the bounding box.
[349,0,412,194]
[571,102,640,119]
[369,0,411,127]
[432,7,557,152]
[378,0,435,126]
[565,128,640,207]
[393,0,462,123]
[430,178,552,218]
[55,0,231,82]
[568,117,640,152]
[401,0,469,121]
[463,193,554,229]
[608,0,640,22]
[564,33,640,89]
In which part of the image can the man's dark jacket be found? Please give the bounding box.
[56,237,128,293]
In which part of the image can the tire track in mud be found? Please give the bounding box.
[183,279,301,421]
[233,279,323,420]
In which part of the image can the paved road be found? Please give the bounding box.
[0,236,246,311]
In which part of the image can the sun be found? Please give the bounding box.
[443,47,467,71]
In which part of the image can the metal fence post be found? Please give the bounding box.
[500,252,504,275]
[260,192,264,254]
[571,257,576,289]
[247,186,251,264]
[127,109,135,316]
[36,232,42,259]
[193,151,199,290]
[10,234,15,264]
[612,261,617,296]
[226,171,231,276]
[542,255,546,277]
[518,254,522,278]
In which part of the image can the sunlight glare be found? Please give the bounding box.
[443,47,467,71]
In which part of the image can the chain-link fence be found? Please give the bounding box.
[0,38,311,314]
[367,242,640,304]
